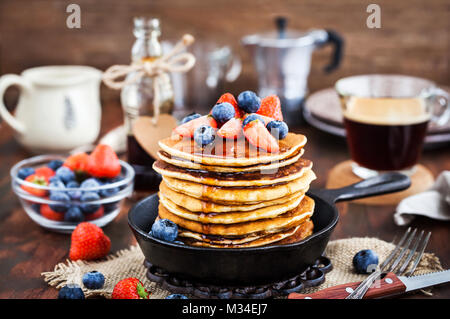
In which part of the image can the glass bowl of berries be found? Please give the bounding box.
[10,144,135,233]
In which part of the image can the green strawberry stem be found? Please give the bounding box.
[136,282,149,299]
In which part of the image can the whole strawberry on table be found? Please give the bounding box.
[17,144,124,223]
[173,91,289,153]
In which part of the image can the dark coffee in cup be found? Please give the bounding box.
[343,97,429,171]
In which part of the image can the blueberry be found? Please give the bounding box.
[166,294,188,299]
[100,187,119,198]
[47,159,64,171]
[80,178,101,191]
[82,271,105,289]
[353,249,379,274]
[180,112,201,124]
[193,125,215,147]
[18,167,35,180]
[58,284,85,299]
[266,120,289,139]
[66,181,82,200]
[55,166,75,184]
[151,219,178,242]
[211,102,235,123]
[49,179,66,197]
[49,192,71,212]
[31,203,41,213]
[80,192,101,214]
[64,206,84,222]
[103,202,119,213]
[242,113,264,127]
[237,91,261,113]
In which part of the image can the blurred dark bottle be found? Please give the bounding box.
[120,17,174,191]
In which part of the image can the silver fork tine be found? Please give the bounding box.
[397,230,424,275]
[404,231,431,277]
[387,228,417,273]
[379,227,411,271]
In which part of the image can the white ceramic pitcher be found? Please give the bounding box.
[0,65,102,153]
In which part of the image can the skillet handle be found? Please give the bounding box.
[311,172,411,204]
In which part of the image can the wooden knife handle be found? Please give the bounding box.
[288,272,407,299]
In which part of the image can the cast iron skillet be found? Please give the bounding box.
[128,172,410,285]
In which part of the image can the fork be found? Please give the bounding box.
[346,227,431,299]
[288,227,431,299]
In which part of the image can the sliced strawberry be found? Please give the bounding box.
[257,95,283,121]
[173,115,217,138]
[217,118,243,139]
[64,152,90,173]
[86,144,121,178]
[35,167,55,179]
[21,174,49,197]
[216,93,244,118]
[41,204,64,221]
[243,113,274,126]
[243,120,279,153]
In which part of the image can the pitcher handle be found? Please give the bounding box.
[422,86,450,126]
[0,74,31,134]
[323,29,344,73]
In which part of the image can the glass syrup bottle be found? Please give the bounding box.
[121,17,174,191]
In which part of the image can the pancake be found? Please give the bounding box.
[159,133,307,167]
[159,191,305,224]
[159,181,307,213]
[157,148,305,173]
[153,158,313,187]
[180,225,306,248]
[157,195,315,236]
[271,219,314,245]
[162,169,316,204]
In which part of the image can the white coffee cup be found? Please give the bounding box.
[0,65,102,153]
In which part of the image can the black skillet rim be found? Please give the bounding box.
[128,192,339,253]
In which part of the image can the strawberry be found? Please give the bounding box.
[21,174,49,197]
[64,152,90,173]
[112,278,150,299]
[35,166,55,179]
[86,145,121,179]
[69,222,111,261]
[216,93,244,118]
[257,95,283,121]
[217,118,243,139]
[173,115,217,138]
[243,119,280,153]
[85,206,105,221]
[40,204,64,221]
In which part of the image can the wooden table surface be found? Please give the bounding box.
[0,101,449,299]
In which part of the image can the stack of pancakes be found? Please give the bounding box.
[153,132,316,248]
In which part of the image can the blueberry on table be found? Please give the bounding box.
[47,159,64,171]
[18,167,35,180]
[211,102,235,123]
[82,271,105,289]
[80,192,101,214]
[64,206,84,222]
[194,125,215,147]
[55,166,75,184]
[166,294,188,299]
[242,113,265,127]
[49,192,71,212]
[58,284,85,299]
[237,91,261,113]
[266,120,289,139]
[181,112,201,124]
[353,249,379,274]
[151,219,178,242]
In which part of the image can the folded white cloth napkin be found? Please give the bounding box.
[394,171,450,226]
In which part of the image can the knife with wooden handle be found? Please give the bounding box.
[288,270,450,299]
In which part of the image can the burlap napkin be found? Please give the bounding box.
[42,237,443,299]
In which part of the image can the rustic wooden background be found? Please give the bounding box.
[0,0,449,104]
